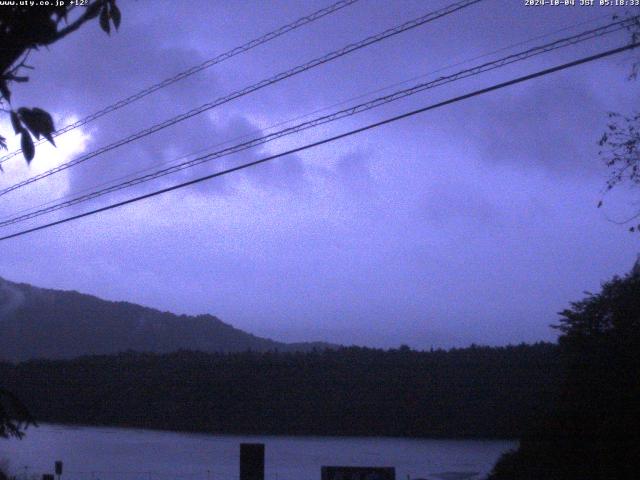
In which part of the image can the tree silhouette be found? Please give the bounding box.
[0,0,121,164]
[488,259,640,479]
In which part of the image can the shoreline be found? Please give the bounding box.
[22,421,519,443]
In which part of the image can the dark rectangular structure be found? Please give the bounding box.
[240,443,265,480]
[321,467,395,480]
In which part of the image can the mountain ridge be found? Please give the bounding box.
[0,276,335,362]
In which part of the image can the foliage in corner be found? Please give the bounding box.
[0,387,35,439]
[597,111,640,232]
[0,0,121,165]
[597,11,640,232]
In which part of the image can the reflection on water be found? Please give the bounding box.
[0,424,515,480]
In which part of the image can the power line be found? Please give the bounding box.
[0,0,483,198]
[0,16,633,229]
[2,10,618,223]
[0,42,636,243]
[0,12,617,224]
[0,0,360,166]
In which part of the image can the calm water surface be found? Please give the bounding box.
[0,424,516,480]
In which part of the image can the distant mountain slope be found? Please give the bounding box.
[0,277,333,361]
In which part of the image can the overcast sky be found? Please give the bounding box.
[0,0,638,349]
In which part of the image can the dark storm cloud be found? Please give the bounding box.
[435,73,612,174]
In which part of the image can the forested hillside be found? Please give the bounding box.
[0,343,560,438]
[0,277,331,361]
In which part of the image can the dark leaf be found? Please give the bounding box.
[111,3,121,30]
[597,200,603,208]
[85,1,103,19]
[44,133,56,146]
[18,109,41,140]
[10,111,22,134]
[0,134,6,151]
[100,4,111,34]
[31,107,55,134]
[18,107,55,143]
[21,131,35,164]
[33,108,56,146]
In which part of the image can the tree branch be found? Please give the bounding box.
[42,1,106,46]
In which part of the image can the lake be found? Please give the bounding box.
[0,424,516,480]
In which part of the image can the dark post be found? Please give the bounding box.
[43,475,55,480]
[54,462,63,477]
[240,443,264,480]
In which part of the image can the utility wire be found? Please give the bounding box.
[0,11,616,225]
[0,0,483,198]
[0,16,633,229]
[0,0,360,165]
[0,42,636,243]
[1,10,617,223]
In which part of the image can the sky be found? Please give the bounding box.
[0,0,639,349]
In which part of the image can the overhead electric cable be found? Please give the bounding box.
[0,0,483,197]
[0,0,360,165]
[0,41,636,243]
[1,11,619,223]
[0,16,633,228]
